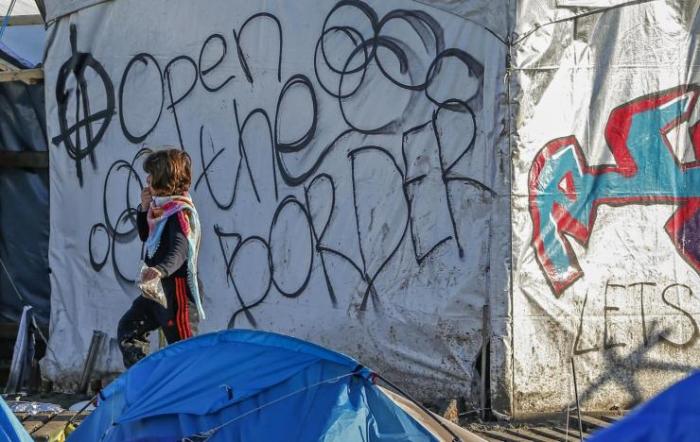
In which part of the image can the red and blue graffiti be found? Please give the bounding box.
[529,85,700,295]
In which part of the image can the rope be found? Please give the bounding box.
[0,256,26,304]
[180,372,357,441]
[64,394,98,434]
[458,407,492,417]
[0,0,18,42]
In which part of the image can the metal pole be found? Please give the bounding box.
[64,394,98,434]
[79,330,105,394]
[480,304,489,420]
[571,357,584,442]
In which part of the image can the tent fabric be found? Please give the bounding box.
[68,330,440,441]
[378,386,486,442]
[589,371,700,442]
[0,42,36,69]
[0,395,32,442]
[0,0,45,67]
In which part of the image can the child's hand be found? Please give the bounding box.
[141,186,153,209]
[141,267,161,282]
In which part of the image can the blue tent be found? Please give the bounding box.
[0,396,32,442]
[590,371,700,442]
[68,330,457,441]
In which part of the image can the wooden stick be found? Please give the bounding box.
[0,68,43,84]
[571,358,584,442]
[0,14,43,26]
[0,151,48,169]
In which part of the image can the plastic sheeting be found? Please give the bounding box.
[0,82,50,325]
[589,371,700,441]
[511,0,700,414]
[44,0,107,23]
[6,400,62,415]
[0,0,45,67]
[42,0,511,405]
[4,306,36,393]
[68,330,439,442]
[42,0,700,415]
[0,0,41,15]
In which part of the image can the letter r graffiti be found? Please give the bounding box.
[529,85,700,295]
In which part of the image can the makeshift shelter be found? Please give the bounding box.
[22,0,700,418]
[589,371,700,442]
[0,0,49,326]
[0,80,49,326]
[0,0,48,395]
[68,330,482,442]
[0,395,32,442]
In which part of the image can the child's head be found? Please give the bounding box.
[143,148,192,196]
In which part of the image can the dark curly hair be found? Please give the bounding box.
[143,148,192,196]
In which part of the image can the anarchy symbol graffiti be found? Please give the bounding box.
[51,24,115,186]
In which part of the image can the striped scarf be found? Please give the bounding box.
[145,194,205,319]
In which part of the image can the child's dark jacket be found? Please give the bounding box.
[136,206,193,300]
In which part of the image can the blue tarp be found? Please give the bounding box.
[0,396,32,442]
[0,81,50,325]
[68,330,438,441]
[590,371,700,442]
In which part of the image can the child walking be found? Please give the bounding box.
[117,148,205,368]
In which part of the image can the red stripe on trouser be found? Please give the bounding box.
[175,278,187,339]
[177,278,192,339]
[174,278,182,338]
[183,286,192,337]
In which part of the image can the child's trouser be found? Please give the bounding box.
[117,276,199,368]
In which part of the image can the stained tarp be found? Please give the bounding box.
[42,0,511,405]
[0,82,50,325]
[68,330,457,441]
[42,0,700,417]
[510,0,700,414]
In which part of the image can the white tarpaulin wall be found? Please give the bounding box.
[42,0,511,405]
[47,0,700,416]
[512,0,700,414]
